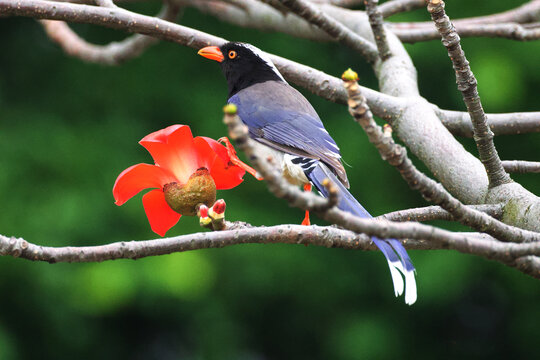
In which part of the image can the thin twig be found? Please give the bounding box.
[40,3,181,65]
[438,109,540,137]
[342,71,540,243]
[502,161,540,174]
[379,0,426,18]
[276,0,379,63]
[392,22,540,43]
[428,0,512,188]
[309,0,365,7]
[364,0,391,60]
[381,204,505,222]
[389,0,540,32]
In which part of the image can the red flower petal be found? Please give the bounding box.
[142,189,182,237]
[140,125,198,184]
[192,137,220,169]
[140,125,187,144]
[113,163,176,206]
[199,136,231,164]
[193,137,245,190]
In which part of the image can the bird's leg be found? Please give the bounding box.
[218,137,263,180]
[301,183,312,226]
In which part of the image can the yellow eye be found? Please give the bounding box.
[228,50,237,59]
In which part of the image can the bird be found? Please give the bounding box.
[198,42,416,304]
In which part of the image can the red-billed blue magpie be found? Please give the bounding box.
[199,42,416,304]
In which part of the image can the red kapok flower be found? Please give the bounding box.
[113,125,249,236]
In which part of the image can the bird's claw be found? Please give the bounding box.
[218,136,263,180]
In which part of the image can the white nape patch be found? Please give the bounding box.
[238,43,287,83]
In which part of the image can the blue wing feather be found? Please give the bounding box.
[229,81,348,186]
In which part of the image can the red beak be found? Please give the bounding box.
[198,46,225,62]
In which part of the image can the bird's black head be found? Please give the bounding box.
[198,42,286,98]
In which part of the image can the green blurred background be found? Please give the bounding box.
[1,0,540,358]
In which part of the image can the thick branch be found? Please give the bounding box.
[428,0,512,188]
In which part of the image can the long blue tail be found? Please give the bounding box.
[308,162,417,305]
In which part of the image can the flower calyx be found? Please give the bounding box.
[163,168,217,216]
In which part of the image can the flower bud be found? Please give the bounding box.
[209,199,226,220]
[163,168,216,216]
[198,204,212,227]
[223,103,237,115]
[341,68,359,82]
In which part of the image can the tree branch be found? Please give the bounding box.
[502,161,540,174]
[437,109,540,137]
[0,225,376,263]
[94,0,117,7]
[381,204,505,222]
[311,0,365,8]
[343,71,540,243]
[379,0,426,18]
[39,3,181,65]
[364,0,391,60]
[392,22,540,43]
[1,223,539,274]
[276,0,379,62]
[428,0,512,188]
[515,255,540,278]
[388,0,540,37]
